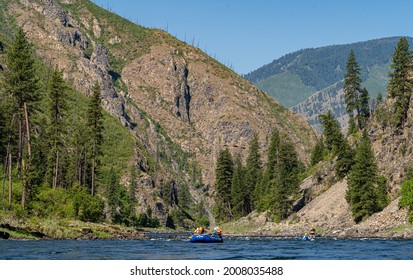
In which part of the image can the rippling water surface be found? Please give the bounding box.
[1,235,413,260]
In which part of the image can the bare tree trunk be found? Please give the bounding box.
[91,157,95,196]
[83,152,87,187]
[91,141,96,196]
[17,115,22,179]
[24,102,31,157]
[77,156,81,185]
[1,153,7,209]
[8,153,12,208]
[22,102,31,210]
[53,151,59,190]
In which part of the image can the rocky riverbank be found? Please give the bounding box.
[0,220,147,240]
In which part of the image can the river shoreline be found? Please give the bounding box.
[2,223,413,240]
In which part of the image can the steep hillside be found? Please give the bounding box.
[245,37,413,130]
[1,0,317,226]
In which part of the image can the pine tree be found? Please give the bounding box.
[320,111,354,178]
[344,50,362,131]
[319,111,344,153]
[244,134,261,214]
[3,29,40,209]
[310,137,324,166]
[230,152,245,218]
[335,139,354,179]
[46,66,67,190]
[255,128,280,211]
[270,138,301,220]
[346,130,388,223]
[214,148,233,221]
[87,81,104,196]
[387,37,413,127]
[358,87,370,129]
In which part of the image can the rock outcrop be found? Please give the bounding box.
[4,0,317,224]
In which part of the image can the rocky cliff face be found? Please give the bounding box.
[4,0,317,223]
[292,82,348,133]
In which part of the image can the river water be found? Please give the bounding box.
[1,236,413,260]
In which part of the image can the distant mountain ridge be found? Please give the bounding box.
[245,36,413,108]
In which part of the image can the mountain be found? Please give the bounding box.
[0,0,316,230]
[245,37,413,130]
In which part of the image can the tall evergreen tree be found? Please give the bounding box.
[3,29,40,209]
[387,37,413,127]
[87,81,104,196]
[230,152,246,218]
[270,138,301,220]
[46,66,67,190]
[357,87,370,129]
[244,134,261,214]
[4,29,39,174]
[214,148,233,221]
[344,50,362,131]
[255,128,280,211]
[346,130,388,223]
[320,111,354,178]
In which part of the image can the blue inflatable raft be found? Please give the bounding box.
[189,234,223,243]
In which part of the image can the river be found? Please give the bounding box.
[1,235,413,260]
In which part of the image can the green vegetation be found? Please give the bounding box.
[346,130,389,223]
[387,37,413,128]
[344,50,362,132]
[399,167,413,223]
[213,148,233,222]
[319,110,354,179]
[310,137,325,166]
[0,29,140,229]
[361,64,391,99]
[257,71,316,108]
[214,129,303,222]
[246,37,413,108]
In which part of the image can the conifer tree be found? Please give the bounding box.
[87,81,104,196]
[335,139,354,179]
[310,137,324,166]
[344,50,362,131]
[4,29,40,209]
[4,29,39,174]
[230,152,246,218]
[46,66,67,190]
[319,111,344,153]
[255,128,280,211]
[270,138,301,220]
[346,130,388,222]
[214,148,233,221]
[387,37,413,127]
[320,111,354,178]
[244,134,261,214]
[358,87,370,129]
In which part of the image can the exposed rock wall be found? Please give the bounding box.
[16,0,128,127]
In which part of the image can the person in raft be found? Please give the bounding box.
[212,227,222,238]
[194,227,205,234]
[309,225,316,239]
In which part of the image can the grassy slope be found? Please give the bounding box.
[257,71,317,108]
[361,63,391,98]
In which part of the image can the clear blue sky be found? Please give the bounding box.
[92,0,413,74]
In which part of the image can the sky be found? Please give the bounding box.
[92,0,413,75]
